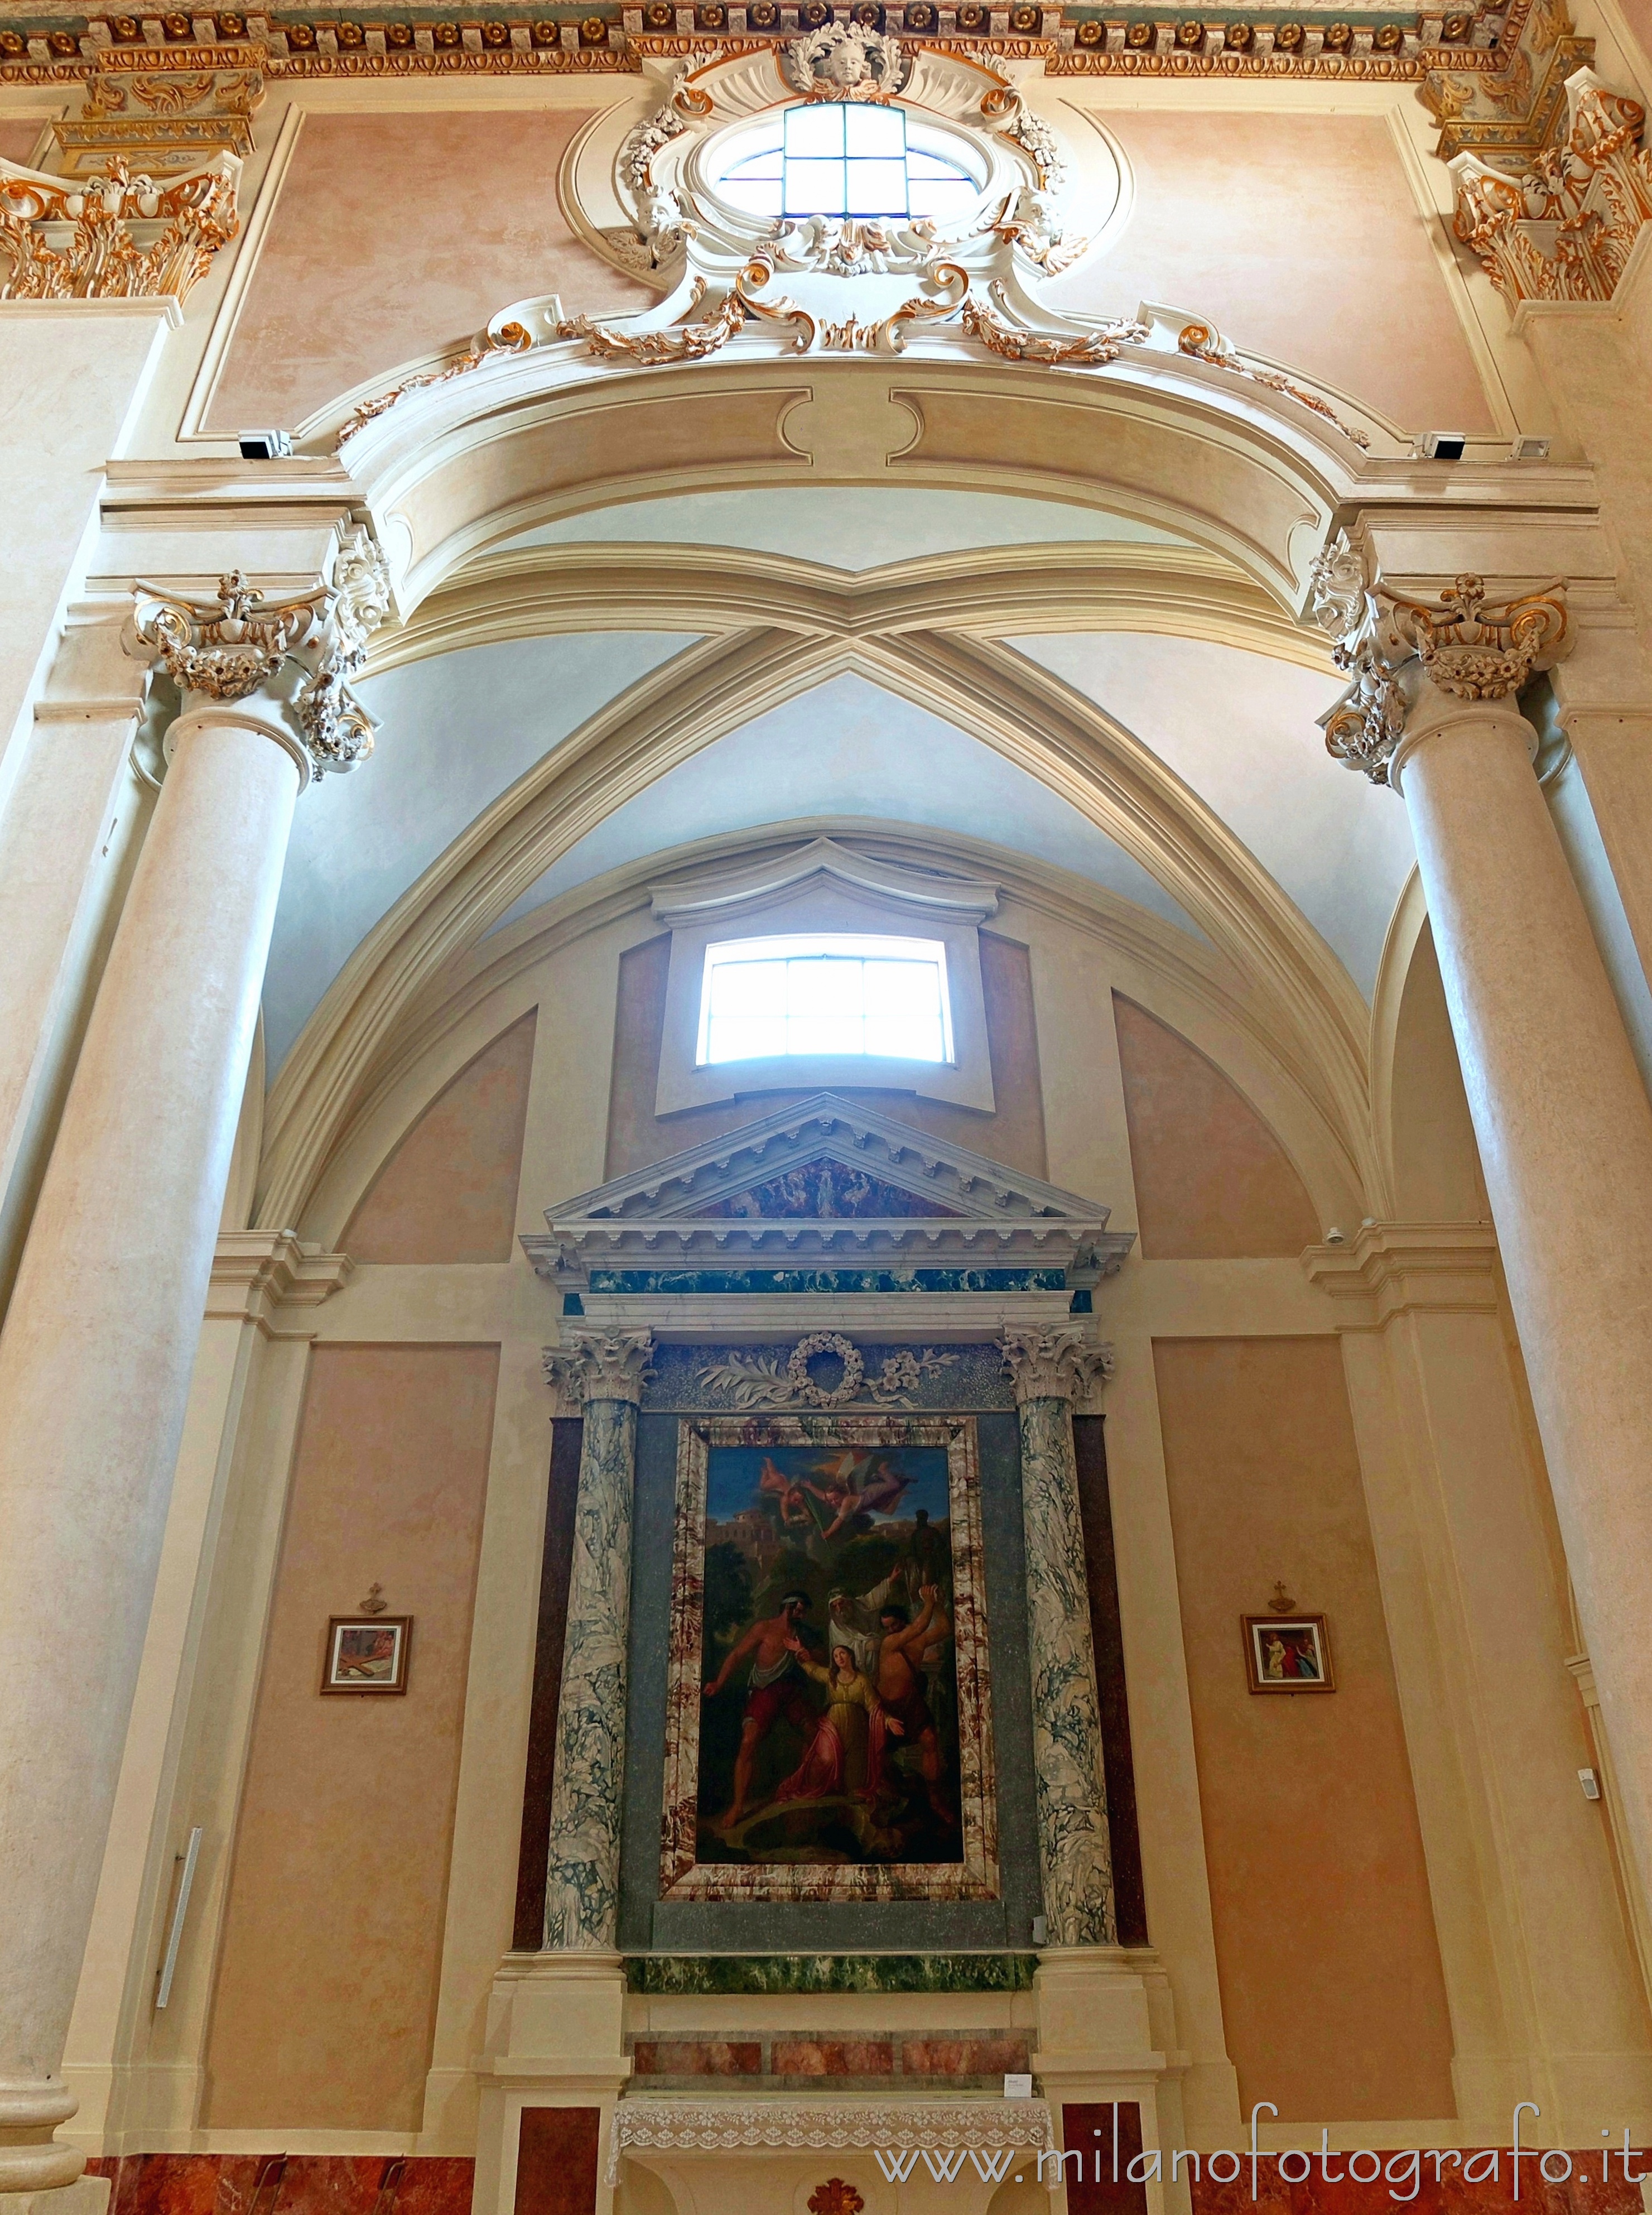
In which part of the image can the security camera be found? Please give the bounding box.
[238,429,292,460]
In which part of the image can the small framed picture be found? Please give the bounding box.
[321,1616,411,1694]
[1243,1613,1333,1693]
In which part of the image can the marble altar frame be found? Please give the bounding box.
[659,1412,1000,1904]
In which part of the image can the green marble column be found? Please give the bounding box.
[1002,1326,1117,1948]
[541,1327,654,1949]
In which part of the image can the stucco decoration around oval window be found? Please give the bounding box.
[556,33,1126,325]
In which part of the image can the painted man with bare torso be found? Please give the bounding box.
[875,1584,956,1824]
[702,1589,820,1832]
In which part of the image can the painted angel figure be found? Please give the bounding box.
[807,1449,913,1538]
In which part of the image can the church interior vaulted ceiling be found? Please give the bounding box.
[5,6,1652,2214]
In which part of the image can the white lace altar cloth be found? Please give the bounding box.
[606,2096,1059,2185]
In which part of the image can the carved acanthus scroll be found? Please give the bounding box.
[1451,66,1652,306]
[0,150,239,304]
[1308,530,1571,785]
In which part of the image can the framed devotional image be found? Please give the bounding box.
[659,1414,999,1902]
[321,1615,412,1694]
[1243,1613,1333,1693]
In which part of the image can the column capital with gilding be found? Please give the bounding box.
[1307,529,1571,789]
[127,524,391,787]
[545,1328,657,1409]
[1000,1326,1114,1409]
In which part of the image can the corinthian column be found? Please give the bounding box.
[1001,1327,1116,1948]
[0,538,387,2197]
[1312,536,1652,1921]
[541,1329,655,1950]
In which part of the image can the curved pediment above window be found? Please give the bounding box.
[645,838,1003,1116]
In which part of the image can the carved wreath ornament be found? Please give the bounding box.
[696,1334,956,1410]
[782,21,907,100]
[789,1331,863,1405]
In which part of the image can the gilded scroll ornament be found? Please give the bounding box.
[1385,574,1570,700]
[0,150,239,304]
[1451,67,1652,306]
[335,320,532,444]
[1177,320,1371,450]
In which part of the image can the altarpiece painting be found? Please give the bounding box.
[660,1412,999,1902]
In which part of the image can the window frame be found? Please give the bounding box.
[646,841,1000,1117]
[697,930,955,1069]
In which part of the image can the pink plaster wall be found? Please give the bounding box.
[0,122,46,166]
[208,110,652,433]
[1049,112,1495,433]
[201,1344,499,2130]
[1621,0,1652,73]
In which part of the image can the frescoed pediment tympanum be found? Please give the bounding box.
[522,1090,1132,1293]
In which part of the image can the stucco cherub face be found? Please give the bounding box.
[820,40,871,84]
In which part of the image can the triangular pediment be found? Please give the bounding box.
[547,1093,1101,1223]
[523,1093,1134,1289]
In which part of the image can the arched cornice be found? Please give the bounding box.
[336,347,1404,620]
[368,540,1335,678]
[255,620,1379,1231]
[295,817,1371,1249]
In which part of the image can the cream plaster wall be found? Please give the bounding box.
[0,121,45,164]
[1045,110,1496,435]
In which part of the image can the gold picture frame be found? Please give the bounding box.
[1242,1613,1332,1693]
[321,1615,412,1694]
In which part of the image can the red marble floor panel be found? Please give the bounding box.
[630,2040,763,2076]
[1187,2153,1652,2215]
[771,2040,895,2078]
[86,2156,475,2215]
[515,2110,599,2215]
[900,2037,1031,2077]
[388,2162,472,2215]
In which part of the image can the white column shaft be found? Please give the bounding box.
[1396,693,1652,1911]
[0,709,300,2184]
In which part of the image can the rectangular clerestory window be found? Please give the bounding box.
[698,933,952,1065]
